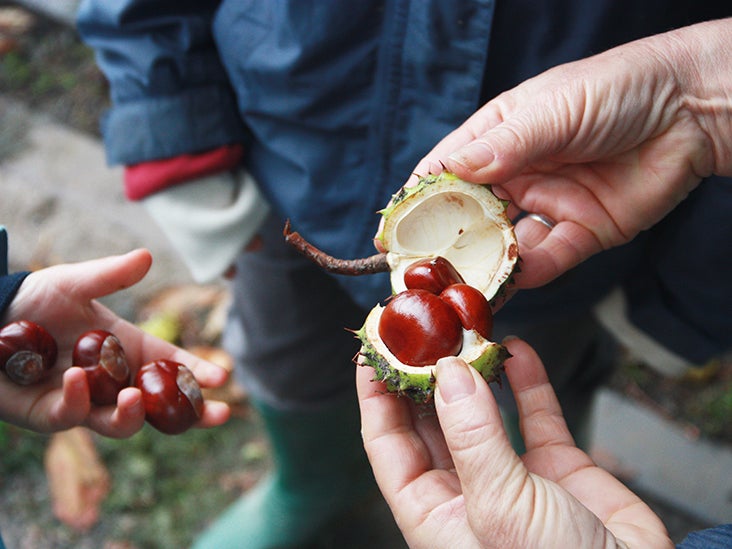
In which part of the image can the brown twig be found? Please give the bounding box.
[283,220,390,276]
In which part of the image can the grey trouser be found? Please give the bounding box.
[224,213,618,441]
[223,213,369,411]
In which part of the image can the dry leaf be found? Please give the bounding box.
[44,427,110,532]
[0,35,16,56]
[138,284,230,346]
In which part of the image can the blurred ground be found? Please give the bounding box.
[1,2,730,548]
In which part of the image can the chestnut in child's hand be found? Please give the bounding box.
[135,359,204,435]
[0,320,58,385]
[73,330,130,405]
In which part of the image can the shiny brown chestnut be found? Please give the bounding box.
[378,289,463,367]
[403,256,465,294]
[0,320,58,385]
[73,329,130,405]
[135,359,204,435]
[440,283,493,340]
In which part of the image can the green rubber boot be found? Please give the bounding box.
[192,396,378,549]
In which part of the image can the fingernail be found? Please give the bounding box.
[448,142,494,171]
[435,357,476,403]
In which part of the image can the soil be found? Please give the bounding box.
[1,3,730,547]
[0,2,107,138]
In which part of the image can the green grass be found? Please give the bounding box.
[0,412,269,549]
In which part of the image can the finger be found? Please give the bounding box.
[444,98,574,184]
[357,364,431,487]
[411,103,507,184]
[433,357,524,509]
[163,347,231,389]
[357,364,460,518]
[501,338,575,451]
[410,403,454,471]
[511,221,601,288]
[194,400,231,429]
[55,367,92,425]
[356,362,452,468]
[85,386,145,438]
[67,249,153,301]
[500,346,662,541]
[513,214,554,250]
[101,319,231,389]
[33,367,92,432]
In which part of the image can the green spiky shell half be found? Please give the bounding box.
[376,171,518,304]
[357,304,510,404]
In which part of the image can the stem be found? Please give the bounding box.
[283,220,390,276]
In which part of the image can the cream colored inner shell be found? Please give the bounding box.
[389,191,508,294]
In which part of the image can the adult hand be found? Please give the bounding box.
[409,18,732,288]
[357,337,672,548]
[0,249,230,437]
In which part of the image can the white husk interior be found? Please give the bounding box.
[385,182,516,299]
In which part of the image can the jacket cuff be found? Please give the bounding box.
[124,144,245,201]
[0,272,30,319]
[0,227,30,318]
[102,85,249,166]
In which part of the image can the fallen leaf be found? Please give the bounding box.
[137,312,182,344]
[138,284,230,346]
[0,34,16,55]
[44,427,110,532]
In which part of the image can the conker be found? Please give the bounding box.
[403,257,465,294]
[135,359,204,435]
[73,330,130,405]
[440,283,493,340]
[378,289,462,367]
[0,320,58,385]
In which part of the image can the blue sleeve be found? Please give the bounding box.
[0,226,30,318]
[677,523,732,549]
[76,0,249,165]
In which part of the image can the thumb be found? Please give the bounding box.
[65,249,153,301]
[434,357,525,506]
[445,117,559,183]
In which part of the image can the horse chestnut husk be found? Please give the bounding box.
[135,359,204,435]
[0,320,58,385]
[73,330,130,405]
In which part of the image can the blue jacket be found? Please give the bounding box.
[76,0,732,363]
